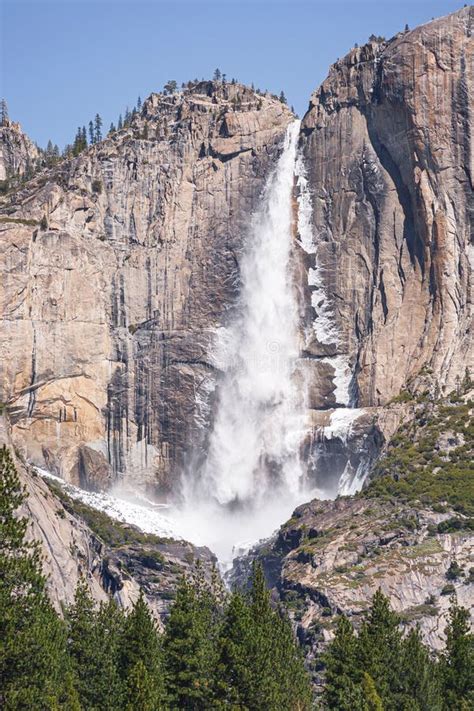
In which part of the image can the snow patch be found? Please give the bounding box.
[36,468,182,541]
[322,407,364,441]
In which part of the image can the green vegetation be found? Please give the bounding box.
[0,98,9,125]
[323,589,473,710]
[0,445,79,709]
[91,179,102,194]
[2,446,472,709]
[364,394,474,515]
[389,389,414,404]
[0,216,39,227]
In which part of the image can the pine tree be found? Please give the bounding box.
[279,90,287,104]
[96,597,125,707]
[137,96,142,110]
[94,113,103,143]
[163,80,178,95]
[0,446,70,709]
[125,660,156,711]
[0,98,8,125]
[164,574,217,709]
[59,671,82,711]
[72,126,86,156]
[213,68,222,81]
[323,615,366,710]
[441,599,473,709]
[362,672,384,710]
[120,590,163,708]
[273,608,313,710]
[398,626,442,710]
[88,120,94,145]
[216,591,254,706]
[117,113,123,130]
[357,589,403,708]
[67,580,123,710]
[108,122,116,135]
[229,562,313,710]
[246,561,281,708]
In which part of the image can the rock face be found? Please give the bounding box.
[0,83,292,490]
[300,7,473,408]
[0,119,39,182]
[0,416,215,620]
[229,495,473,655]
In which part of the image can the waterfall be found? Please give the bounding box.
[200,120,305,505]
[172,121,313,565]
[163,119,365,565]
[39,120,370,567]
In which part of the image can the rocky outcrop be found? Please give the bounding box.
[300,7,473,408]
[0,83,292,491]
[230,496,473,654]
[0,119,39,182]
[1,415,215,619]
[230,389,474,654]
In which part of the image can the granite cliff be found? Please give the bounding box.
[0,83,292,491]
[300,7,473,408]
[296,5,473,495]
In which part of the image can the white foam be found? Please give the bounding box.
[322,354,353,406]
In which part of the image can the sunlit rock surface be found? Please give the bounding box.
[0,83,293,490]
[300,6,473,406]
[0,118,39,181]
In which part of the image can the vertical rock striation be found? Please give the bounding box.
[300,7,473,408]
[0,83,292,490]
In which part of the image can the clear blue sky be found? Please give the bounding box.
[0,0,465,148]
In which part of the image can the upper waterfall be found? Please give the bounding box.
[200,120,305,505]
[169,121,315,563]
[163,119,360,563]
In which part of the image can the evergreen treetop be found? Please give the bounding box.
[0,98,9,125]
